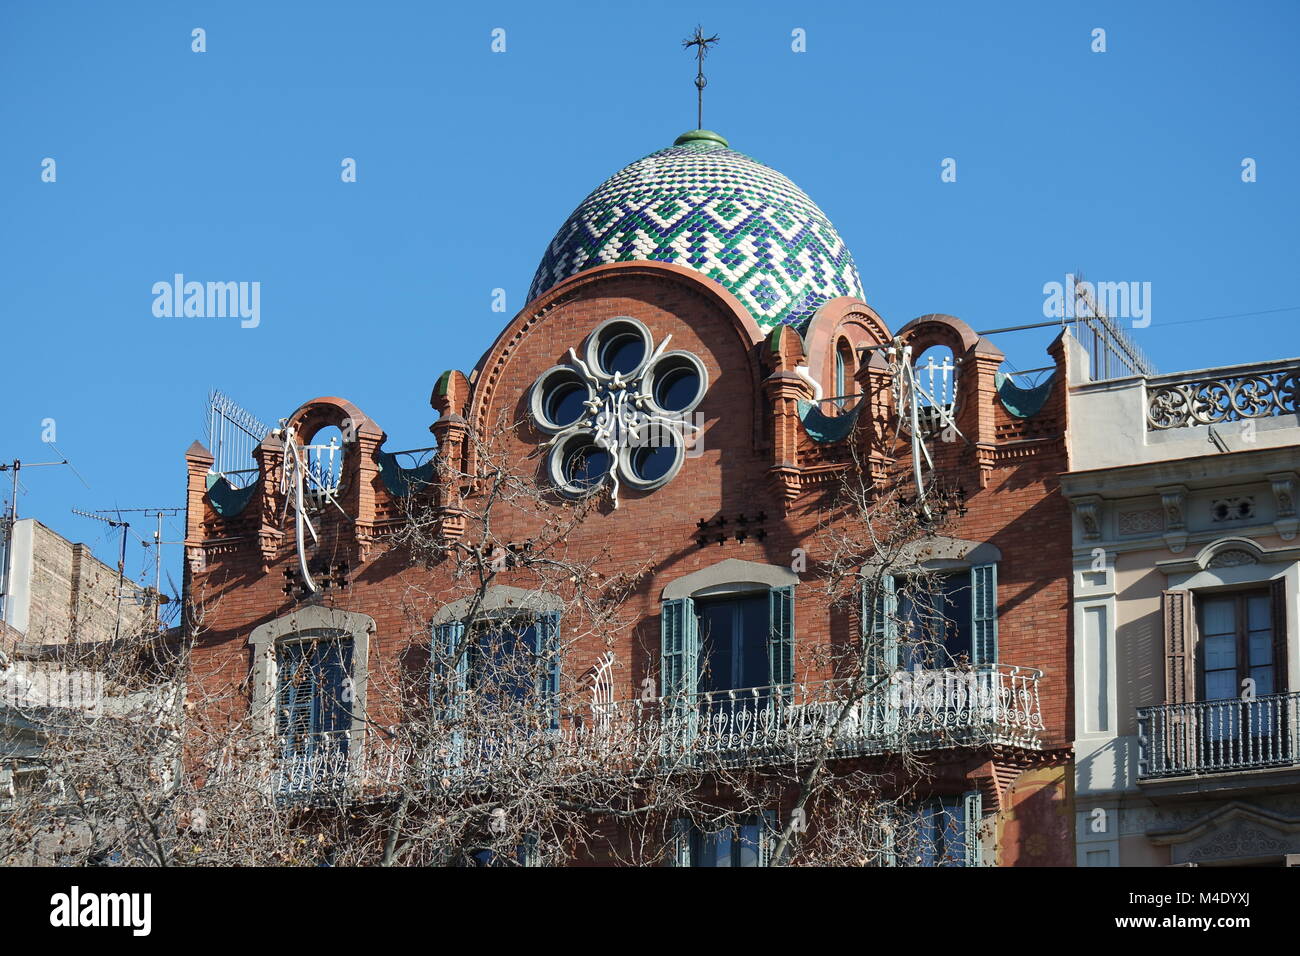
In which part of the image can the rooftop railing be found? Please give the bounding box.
[1145,359,1299,431]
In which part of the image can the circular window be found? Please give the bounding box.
[631,444,675,483]
[643,350,708,417]
[600,332,645,376]
[583,317,653,382]
[530,366,594,434]
[545,382,586,428]
[549,433,613,496]
[618,430,683,491]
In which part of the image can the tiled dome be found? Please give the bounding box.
[528,130,864,330]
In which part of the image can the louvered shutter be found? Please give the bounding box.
[971,564,998,666]
[1272,579,1289,692]
[1161,590,1195,703]
[276,642,313,757]
[669,818,692,867]
[963,790,983,867]
[759,809,781,867]
[433,620,468,721]
[660,597,698,702]
[768,586,795,701]
[534,611,562,730]
[863,572,898,676]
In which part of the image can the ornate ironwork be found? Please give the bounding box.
[1137,691,1300,778]
[1146,364,1299,430]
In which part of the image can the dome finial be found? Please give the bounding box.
[682,25,720,130]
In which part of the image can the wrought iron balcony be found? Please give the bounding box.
[1137,692,1300,779]
[236,664,1044,799]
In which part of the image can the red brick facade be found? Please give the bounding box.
[182,260,1075,865]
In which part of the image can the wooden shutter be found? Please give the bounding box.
[971,564,998,666]
[660,597,698,701]
[768,585,795,696]
[1272,578,1289,692]
[863,572,898,676]
[963,790,983,867]
[534,611,562,730]
[1161,590,1196,703]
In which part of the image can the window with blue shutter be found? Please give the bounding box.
[276,638,353,761]
[432,620,467,722]
[534,611,561,730]
[963,789,983,866]
[435,614,561,730]
[863,572,898,676]
[970,563,998,666]
[677,813,777,867]
[891,564,998,669]
[892,794,982,866]
[660,597,698,703]
[768,586,795,700]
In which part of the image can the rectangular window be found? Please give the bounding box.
[434,612,561,731]
[276,638,353,764]
[675,811,778,867]
[696,593,770,694]
[889,792,981,867]
[894,566,996,669]
[1198,590,1278,700]
[1195,589,1289,752]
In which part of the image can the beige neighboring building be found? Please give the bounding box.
[1063,346,1300,866]
[2,517,156,814]
[1,517,153,646]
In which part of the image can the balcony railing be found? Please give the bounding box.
[1145,359,1299,431]
[224,664,1044,799]
[1137,692,1300,779]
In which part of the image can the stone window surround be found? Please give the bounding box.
[858,536,1003,577]
[431,585,564,627]
[662,558,798,601]
[248,605,374,746]
[1157,537,1300,697]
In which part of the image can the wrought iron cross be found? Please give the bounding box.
[682,26,720,129]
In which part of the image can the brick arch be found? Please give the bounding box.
[284,397,384,445]
[461,260,769,443]
[894,313,983,358]
[802,298,891,403]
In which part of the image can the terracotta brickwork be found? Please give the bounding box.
[183,261,1075,864]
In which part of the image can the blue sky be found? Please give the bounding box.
[1,0,1297,596]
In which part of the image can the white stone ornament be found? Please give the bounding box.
[530,317,706,507]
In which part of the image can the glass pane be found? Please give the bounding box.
[1202,633,1237,673]
[739,596,769,690]
[1250,665,1275,697]
[1201,597,1235,637]
[1248,631,1274,668]
[1204,669,1237,701]
[693,829,732,867]
[941,576,973,666]
[697,602,734,694]
[1247,594,1271,632]
[736,824,761,867]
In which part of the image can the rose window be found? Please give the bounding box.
[529,317,706,505]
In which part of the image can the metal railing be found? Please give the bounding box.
[1137,692,1300,779]
[1145,359,1300,431]
[229,665,1044,799]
